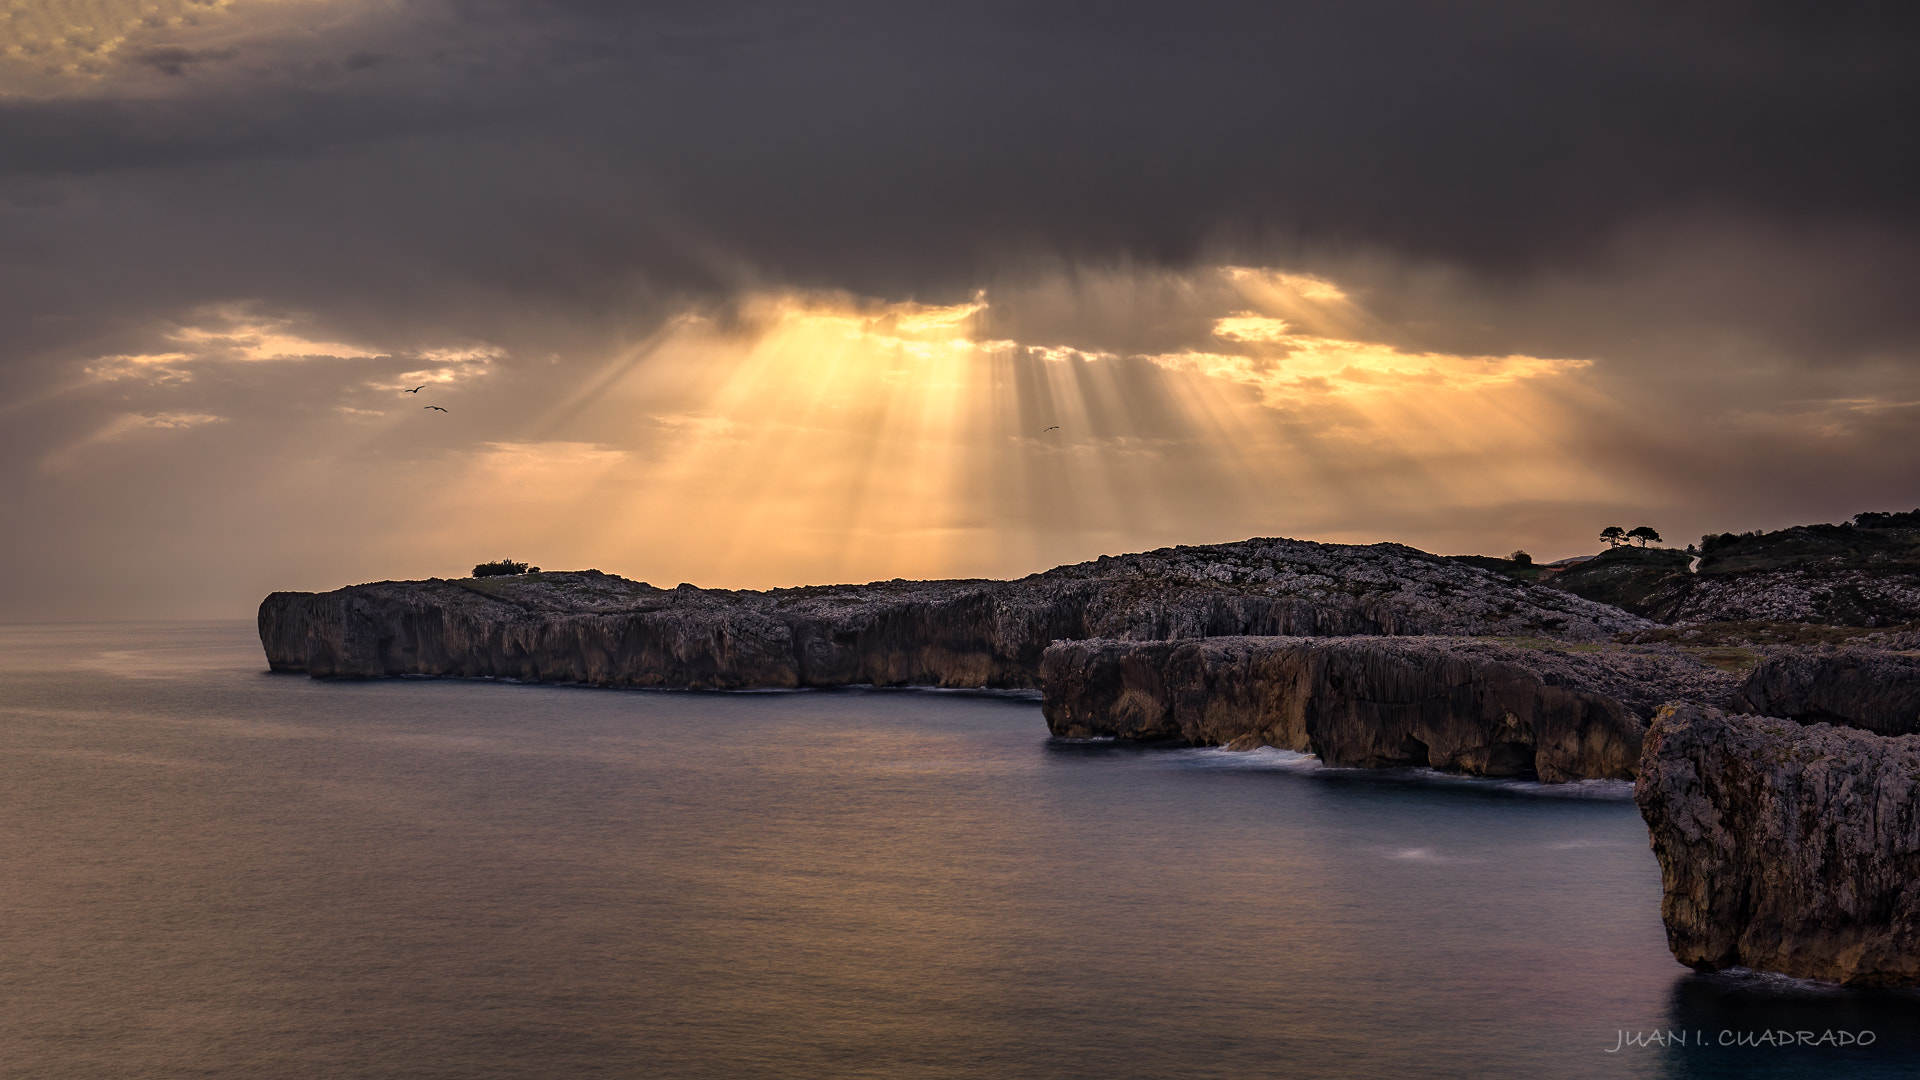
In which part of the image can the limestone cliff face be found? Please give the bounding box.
[1732,649,1920,736]
[259,537,1652,688]
[1635,705,1920,986]
[1039,636,1650,781]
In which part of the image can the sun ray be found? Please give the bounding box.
[360,270,1623,585]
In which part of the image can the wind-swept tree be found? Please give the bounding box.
[1627,526,1662,547]
[1599,526,1627,547]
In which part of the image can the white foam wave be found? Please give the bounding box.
[1408,770,1636,800]
[1697,967,1854,996]
[1169,746,1325,772]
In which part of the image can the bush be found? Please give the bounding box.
[473,559,531,577]
[1508,550,1532,565]
[1853,509,1920,530]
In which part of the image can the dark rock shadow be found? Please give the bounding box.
[1651,970,1920,1079]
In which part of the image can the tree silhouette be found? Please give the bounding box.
[473,559,531,577]
[1627,526,1662,547]
[1599,526,1627,548]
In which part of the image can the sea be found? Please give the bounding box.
[2,621,1915,1079]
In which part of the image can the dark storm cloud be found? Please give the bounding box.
[536,0,1920,298]
[5,0,1917,302]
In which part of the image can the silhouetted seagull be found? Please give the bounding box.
[1043,425,1059,432]
[405,385,427,393]
[425,406,448,412]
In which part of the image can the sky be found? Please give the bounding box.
[3,0,1918,619]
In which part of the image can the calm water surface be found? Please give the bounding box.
[2,622,1914,1079]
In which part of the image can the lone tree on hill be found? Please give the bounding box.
[1627,526,1662,547]
[1599,526,1627,547]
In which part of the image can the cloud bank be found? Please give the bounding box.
[2,1,1917,617]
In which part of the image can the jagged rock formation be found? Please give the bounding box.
[259,537,1652,687]
[1038,636,1700,781]
[1732,648,1920,736]
[1635,704,1920,986]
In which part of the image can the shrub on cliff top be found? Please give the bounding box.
[1854,509,1920,530]
[473,559,532,577]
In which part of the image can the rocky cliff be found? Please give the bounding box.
[1036,636,1722,780]
[1635,704,1920,986]
[259,537,1652,688]
[1732,648,1920,737]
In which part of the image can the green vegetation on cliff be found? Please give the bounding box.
[1540,510,1920,629]
[1542,546,1693,622]
[1697,518,1920,574]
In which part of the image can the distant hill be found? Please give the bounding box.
[1477,511,1920,629]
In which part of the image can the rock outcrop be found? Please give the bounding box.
[1732,648,1920,737]
[259,537,1652,688]
[1039,636,1684,781]
[1635,704,1920,986]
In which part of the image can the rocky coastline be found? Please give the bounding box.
[259,537,1648,688]
[265,522,1920,984]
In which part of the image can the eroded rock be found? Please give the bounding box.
[1040,636,1665,781]
[1635,704,1920,986]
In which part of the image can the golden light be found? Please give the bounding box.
[401,270,1622,586]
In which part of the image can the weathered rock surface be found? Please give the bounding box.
[1732,649,1920,736]
[1635,704,1920,986]
[1668,569,1920,628]
[1038,636,1699,781]
[259,537,1652,688]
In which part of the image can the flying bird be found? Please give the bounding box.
[1043,425,1059,432]
[425,406,448,412]
[404,385,427,393]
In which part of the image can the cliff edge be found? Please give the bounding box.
[1635,704,1920,986]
